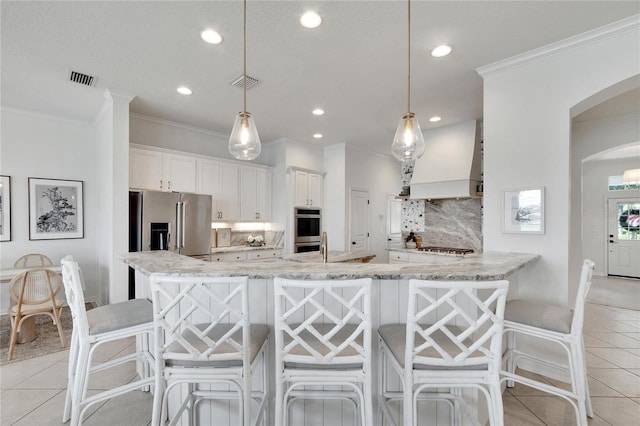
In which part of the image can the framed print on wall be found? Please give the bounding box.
[29,178,84,240]
[216,227,231,247]
[503,187,545,234]
[0,176,11,241]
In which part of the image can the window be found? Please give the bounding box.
[616,202,640,240]
[608,175,639,191]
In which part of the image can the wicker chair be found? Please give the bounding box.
[13,253,54,268]
[7,268,66,361]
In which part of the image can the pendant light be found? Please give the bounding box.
[391,0,425,162]
[229,0,261,161]
[623,168,640,184]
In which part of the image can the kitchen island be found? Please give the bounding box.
[121,250,537,281]
[121,250,539,425]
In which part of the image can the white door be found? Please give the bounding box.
[165,154,197,192]
[218,162,239,221]
[240,166,258,221]
[307,173,323,208]
[129,148,164,191]
[293,170,309,207]
[607,198,640,278]
[350,190,369,252]
[387,194,402,249]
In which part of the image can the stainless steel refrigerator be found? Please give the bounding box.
[129,190,212,255]
[129,190,212,297]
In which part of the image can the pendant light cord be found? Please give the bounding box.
[407,0,411,114]
[243,0,247,114]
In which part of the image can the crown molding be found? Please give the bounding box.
[129,112,231,140]
[477,14,640,77]
[1,105,94,128]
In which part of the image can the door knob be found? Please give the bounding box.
[609,240,616,243]
[352,241,356,245]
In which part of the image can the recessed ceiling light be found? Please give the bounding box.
[300,11,322,29]
[431,45,452,57]
[429,116,442,122]
[312,108,325,116]
[177,87,193,95]
[313,133,323,139]
[201,30,223,44]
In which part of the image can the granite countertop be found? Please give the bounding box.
[387,247,481,257]
[121,250,539,281]
[211,245,283,254]
[283,251,376,263]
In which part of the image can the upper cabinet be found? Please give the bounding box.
[130,147,197,193]
[130,146,272,223]
[293,170,323,208]
[197,159,239,221]
[240,166,272,221]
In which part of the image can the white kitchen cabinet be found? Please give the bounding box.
[388,251,409,263]
[129,147,197,192]
[198,159,239,221]
[246,249,282,261]
[293,170,323,208]
[210,252,246,262]
[240,166,272,221]
[388,250,463,264]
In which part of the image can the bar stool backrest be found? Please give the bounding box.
[274,277,372,366]
[60,256,90,339]
[405,280,509,371]
[570,259,596,338]
[150,275,250,364]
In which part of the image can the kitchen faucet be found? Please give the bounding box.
[321,231,328,263]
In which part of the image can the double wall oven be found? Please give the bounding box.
[294,208,321,253]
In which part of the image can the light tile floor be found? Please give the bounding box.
[1,276,639,425]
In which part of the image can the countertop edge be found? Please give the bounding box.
[121,251,540,281]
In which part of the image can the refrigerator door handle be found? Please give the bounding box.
[175,202,182,250]
[181,202,186,248]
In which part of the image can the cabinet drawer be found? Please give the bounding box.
[388,251,409,263]
[211,252,247,262]
[247,250,281,261]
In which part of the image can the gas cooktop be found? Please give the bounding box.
[417,246,474,255]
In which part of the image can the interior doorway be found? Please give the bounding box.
[349,190,369,252]
[607,198,640,278]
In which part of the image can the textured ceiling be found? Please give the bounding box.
[2,1,639,157]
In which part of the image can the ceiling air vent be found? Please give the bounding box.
[68,70,97,87]
[230,74,259,90]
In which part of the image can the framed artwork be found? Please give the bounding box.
[216,227,231,247]
[503,187,545,234]
[0,176,11,241]
[29,178,84,240]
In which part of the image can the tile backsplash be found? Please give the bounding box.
[215,230,284,248]
[401,198,482,252]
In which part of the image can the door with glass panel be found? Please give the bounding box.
[607,198,640,278]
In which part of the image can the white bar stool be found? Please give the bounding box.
[149,275,269,426]
[60,256,155,426]
[273,277,373,426]
[501,259,596,425]
[378,279,509,426]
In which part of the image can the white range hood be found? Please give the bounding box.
[410,119,482,200]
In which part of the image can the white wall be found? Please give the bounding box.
[582,157,640,275]
[0,108,100,312]
[479,16,639,305]
[324,144,347,252]
[130,114,259,163]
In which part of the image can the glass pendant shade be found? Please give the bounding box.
[623,168,640,183]
[391,112,425,161]
[229,112,261,160]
